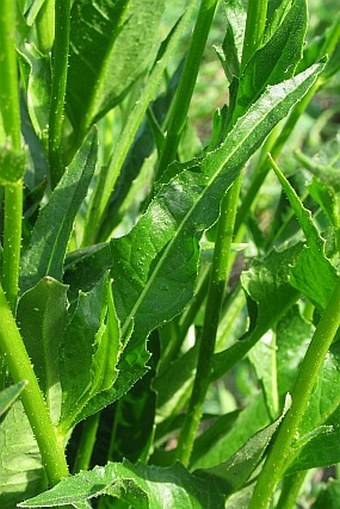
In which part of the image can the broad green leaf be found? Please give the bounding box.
[191,393,270,470]
[212,243,302,380]
[0,401,45,509]
[233,0,307,120]
[202,396,291,494]
[66,65,323,420]
[17,277,69,424]
[110,64,323,354]
[312,479,340,509]
[0,145,26,185]
[20,460,225,508]
[270,156,338,309]
[0,381,26,417]
[20,129,97,293]
[287,425,340,474]
[66,0,165,134]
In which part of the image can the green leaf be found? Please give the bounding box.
[20,461,225,508]
[270,155,338,310]
[312,479,340,509]
[17,277,69,424]
[202,396,291,494]
[66,0,165,134]
[191,393,270,470]
[0,401,45,509]
[287,425,340,474]
[212,243,302,380]
[0,381,26,417]
[111,64,323,353]
[59,275,124,431]
[233,0,307,120]
[66,64,324,421]
[0,144,26,185]
[20,129,97,293]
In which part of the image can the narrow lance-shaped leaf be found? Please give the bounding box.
[20,129,97,293]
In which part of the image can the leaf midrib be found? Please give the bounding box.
[119,68,319,338]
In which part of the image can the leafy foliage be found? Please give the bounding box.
[0,0,339,508]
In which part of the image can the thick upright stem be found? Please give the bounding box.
[0,0,23,310]
[249,277,340,509]
[176,177,241,466]
[0,284,69,486]
[157,0,219,177]
[49,0,71,188]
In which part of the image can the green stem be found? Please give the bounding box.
[156,0,219,178]
[0,284,69,486]
[2,185,23,310]
[36,0,55,53]
[73,413,100,474]
[176,177,241,466]
[241,0,268,68]
[49,0,71,189]
[0,0,23,310]
[275,471,307,509]
[249,277,340,509]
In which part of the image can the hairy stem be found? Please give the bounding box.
[49,0,71,188]
[249,277,340,509]
[176,177,241,466]
[0,0,23,310]
[0,284,69,486]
